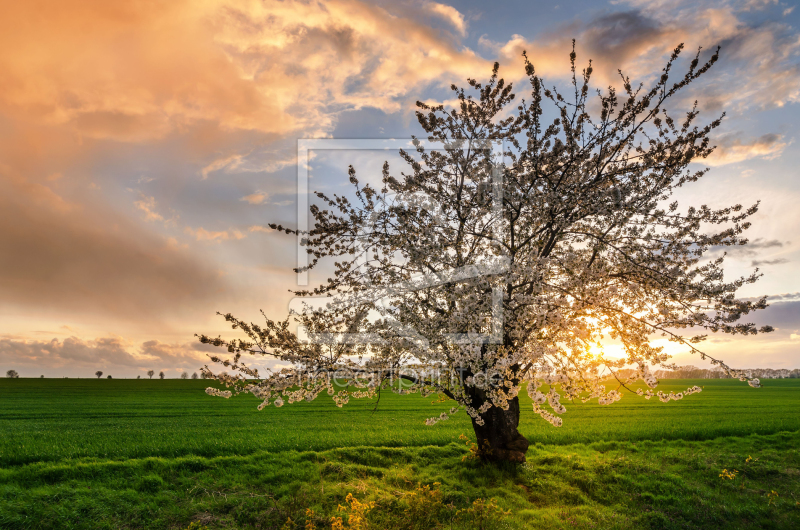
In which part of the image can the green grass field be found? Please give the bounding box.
[1,378,799,529]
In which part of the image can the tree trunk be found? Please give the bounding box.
[470,395,530,463]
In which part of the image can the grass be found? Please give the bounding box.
[1,378,799,529]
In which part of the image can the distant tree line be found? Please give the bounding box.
[611,366,800,380]
[4,366,798,381]
[4,369,203,379]
[141,370,200,379]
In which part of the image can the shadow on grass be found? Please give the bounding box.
[1,431,799,529]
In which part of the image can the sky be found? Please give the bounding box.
[1,0,800,378]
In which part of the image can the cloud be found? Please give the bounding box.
[248,225,275,234]
[0,2,286,141]
[705,134,788,166]
[0,175,228,320]
[741,0,779,10]
[751,258,790,266]
[710,238,788,258]
[0,0,491,350]
[746,238,786,250]
[201,154,245,180]
[2,0,796,173]
[239,191,293,207]
[241,191,270,205]
[0,333,286,377]
[768,292,800,302]
[134,195,165,222]
[1,0,799,374]
[0,0,488,143]
[0,336,208,374]
[426,2,468,36]
[185,226,246,242]
[495,0,800,113]
[748,300,800,329]
[495,11,684,86]
[139,340,210,368]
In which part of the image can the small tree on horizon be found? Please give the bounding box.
[6,370,19,379]
[107,375,112,379]
[95,371,103,379]
[191,372,199,379]
[181,372,189,379]
[199,44,771,463]
[159,371,165,379]
[147,370,155,379]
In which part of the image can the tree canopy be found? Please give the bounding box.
[199,43,771,462]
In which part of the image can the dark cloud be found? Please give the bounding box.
[499,0,800,114]
[746,239,786,250]
[739,300,800,329]
[0,336,207,375]
[768,292,800,302]
[0,174,228,320]
[709,238,788,258]
[0,334,279,377]
[751,258,790,266]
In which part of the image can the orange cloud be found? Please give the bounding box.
[248,225,275,233]
[705,134,788,166]
[134,195,165,222]
[201,154,245,180]
[241,192,270,205]
[0,1,293,141]
[185,226,247,242]
[0,0,487,342]
[426,2,468,36]
[0,0,487,143]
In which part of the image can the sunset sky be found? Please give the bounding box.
[2,0,800,377]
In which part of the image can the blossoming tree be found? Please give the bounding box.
[199,44,772,463]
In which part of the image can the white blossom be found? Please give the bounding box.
[205,387,232,399]
[197,46,768,442]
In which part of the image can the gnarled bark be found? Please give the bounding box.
[470,395,529,463]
